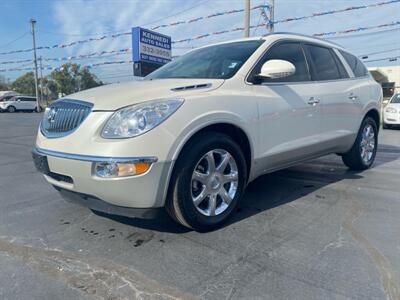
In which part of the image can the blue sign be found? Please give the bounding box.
[132,27,172,65]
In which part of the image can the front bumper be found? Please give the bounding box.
[33,147,172,209]
[384,113,400,125]
[55,187,163,219]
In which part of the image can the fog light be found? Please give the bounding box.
[94,161,151,178]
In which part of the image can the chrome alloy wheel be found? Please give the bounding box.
[360,124,376,164]
[191,149,239,217]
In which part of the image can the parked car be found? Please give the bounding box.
[383,93,400,129]
[32,33,382,231]
[0,95,39,112]
[0,91,20,112]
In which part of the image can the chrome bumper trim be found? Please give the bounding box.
[33,147,158,163]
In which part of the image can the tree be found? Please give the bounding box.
[0,75,9,91]
[49,63,103,96]
[9,63,103,100]
[11,72,36,95]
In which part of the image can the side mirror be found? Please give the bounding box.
[258,59,296,79]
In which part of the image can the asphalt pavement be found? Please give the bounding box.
[0,112,399,300]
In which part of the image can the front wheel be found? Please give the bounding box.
[7,106,16,113]
[342,117,378,170]
[166,132,247,231]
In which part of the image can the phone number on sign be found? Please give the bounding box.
[141,45,171,59]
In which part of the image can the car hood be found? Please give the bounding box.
[64,78,225,111]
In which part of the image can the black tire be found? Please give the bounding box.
[383,123,389,129]
[34,106,41,113]
[166,132,247,231]
[342,117,378,170]
[7,106,16,113]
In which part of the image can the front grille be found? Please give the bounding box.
[41,99,93,138]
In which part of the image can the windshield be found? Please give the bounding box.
[390,93,400,104]
[146,40,264,80]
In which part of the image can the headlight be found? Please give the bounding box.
[386,107,397,113]
[101,98,184,138]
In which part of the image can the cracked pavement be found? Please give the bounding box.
[0,113,399,300]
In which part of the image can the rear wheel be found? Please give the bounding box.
[166,132,247,231]
[7,106,16,113]
[383,123,389,129]
[342,117,378,170]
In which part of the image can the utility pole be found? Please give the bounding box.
[39,56,45,105]
[30,18,40,112]
[244,0,250,37]
[268,0,275,33]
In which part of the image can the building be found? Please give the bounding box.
[368,65,400,90]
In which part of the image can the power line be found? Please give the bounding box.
[0,32,29,50]
[326,27,400,40]
[350,41,400,51]
[48,0,213,37]
[359,47,400,58]
[1,6,399,55]
[36,0,224,38]
[273,0,400,25]
[364,55,400,63]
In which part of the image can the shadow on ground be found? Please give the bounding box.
[91,143,400,233]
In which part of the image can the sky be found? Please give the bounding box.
[0,0,399,83]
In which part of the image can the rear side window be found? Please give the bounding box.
[332,52,349,79]
[21,97,35,102]
[339,50,368,77]
[250,42,311,83]
[304,45,341,81]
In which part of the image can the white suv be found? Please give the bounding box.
[0,95,38,112]
[33,33,382,231]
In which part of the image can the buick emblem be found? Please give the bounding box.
[47,107,57,123]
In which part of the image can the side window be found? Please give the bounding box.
[249,42,311,83]
[304,45,341,81]
[332,51,349,79]
[339,50,368,77]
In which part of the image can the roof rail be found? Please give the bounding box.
[262,32,344,48]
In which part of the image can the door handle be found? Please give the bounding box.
[349,93,359,101]
[307,97,320,105]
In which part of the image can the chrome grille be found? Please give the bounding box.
[41,99,93,138]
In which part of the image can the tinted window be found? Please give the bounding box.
[340,50,368,77]
[0,95,14,101]
[250,42,310,83]
[146,40,264,80]
[305,45,340,81]
[332,52,349,79]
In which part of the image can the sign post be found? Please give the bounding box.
[132,27,172,77]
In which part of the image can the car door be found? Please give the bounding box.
[13,97,24,110]
[303,44,363,151]
[26,97,37,110]
[19,97,34,110]
[248,41,324,173]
